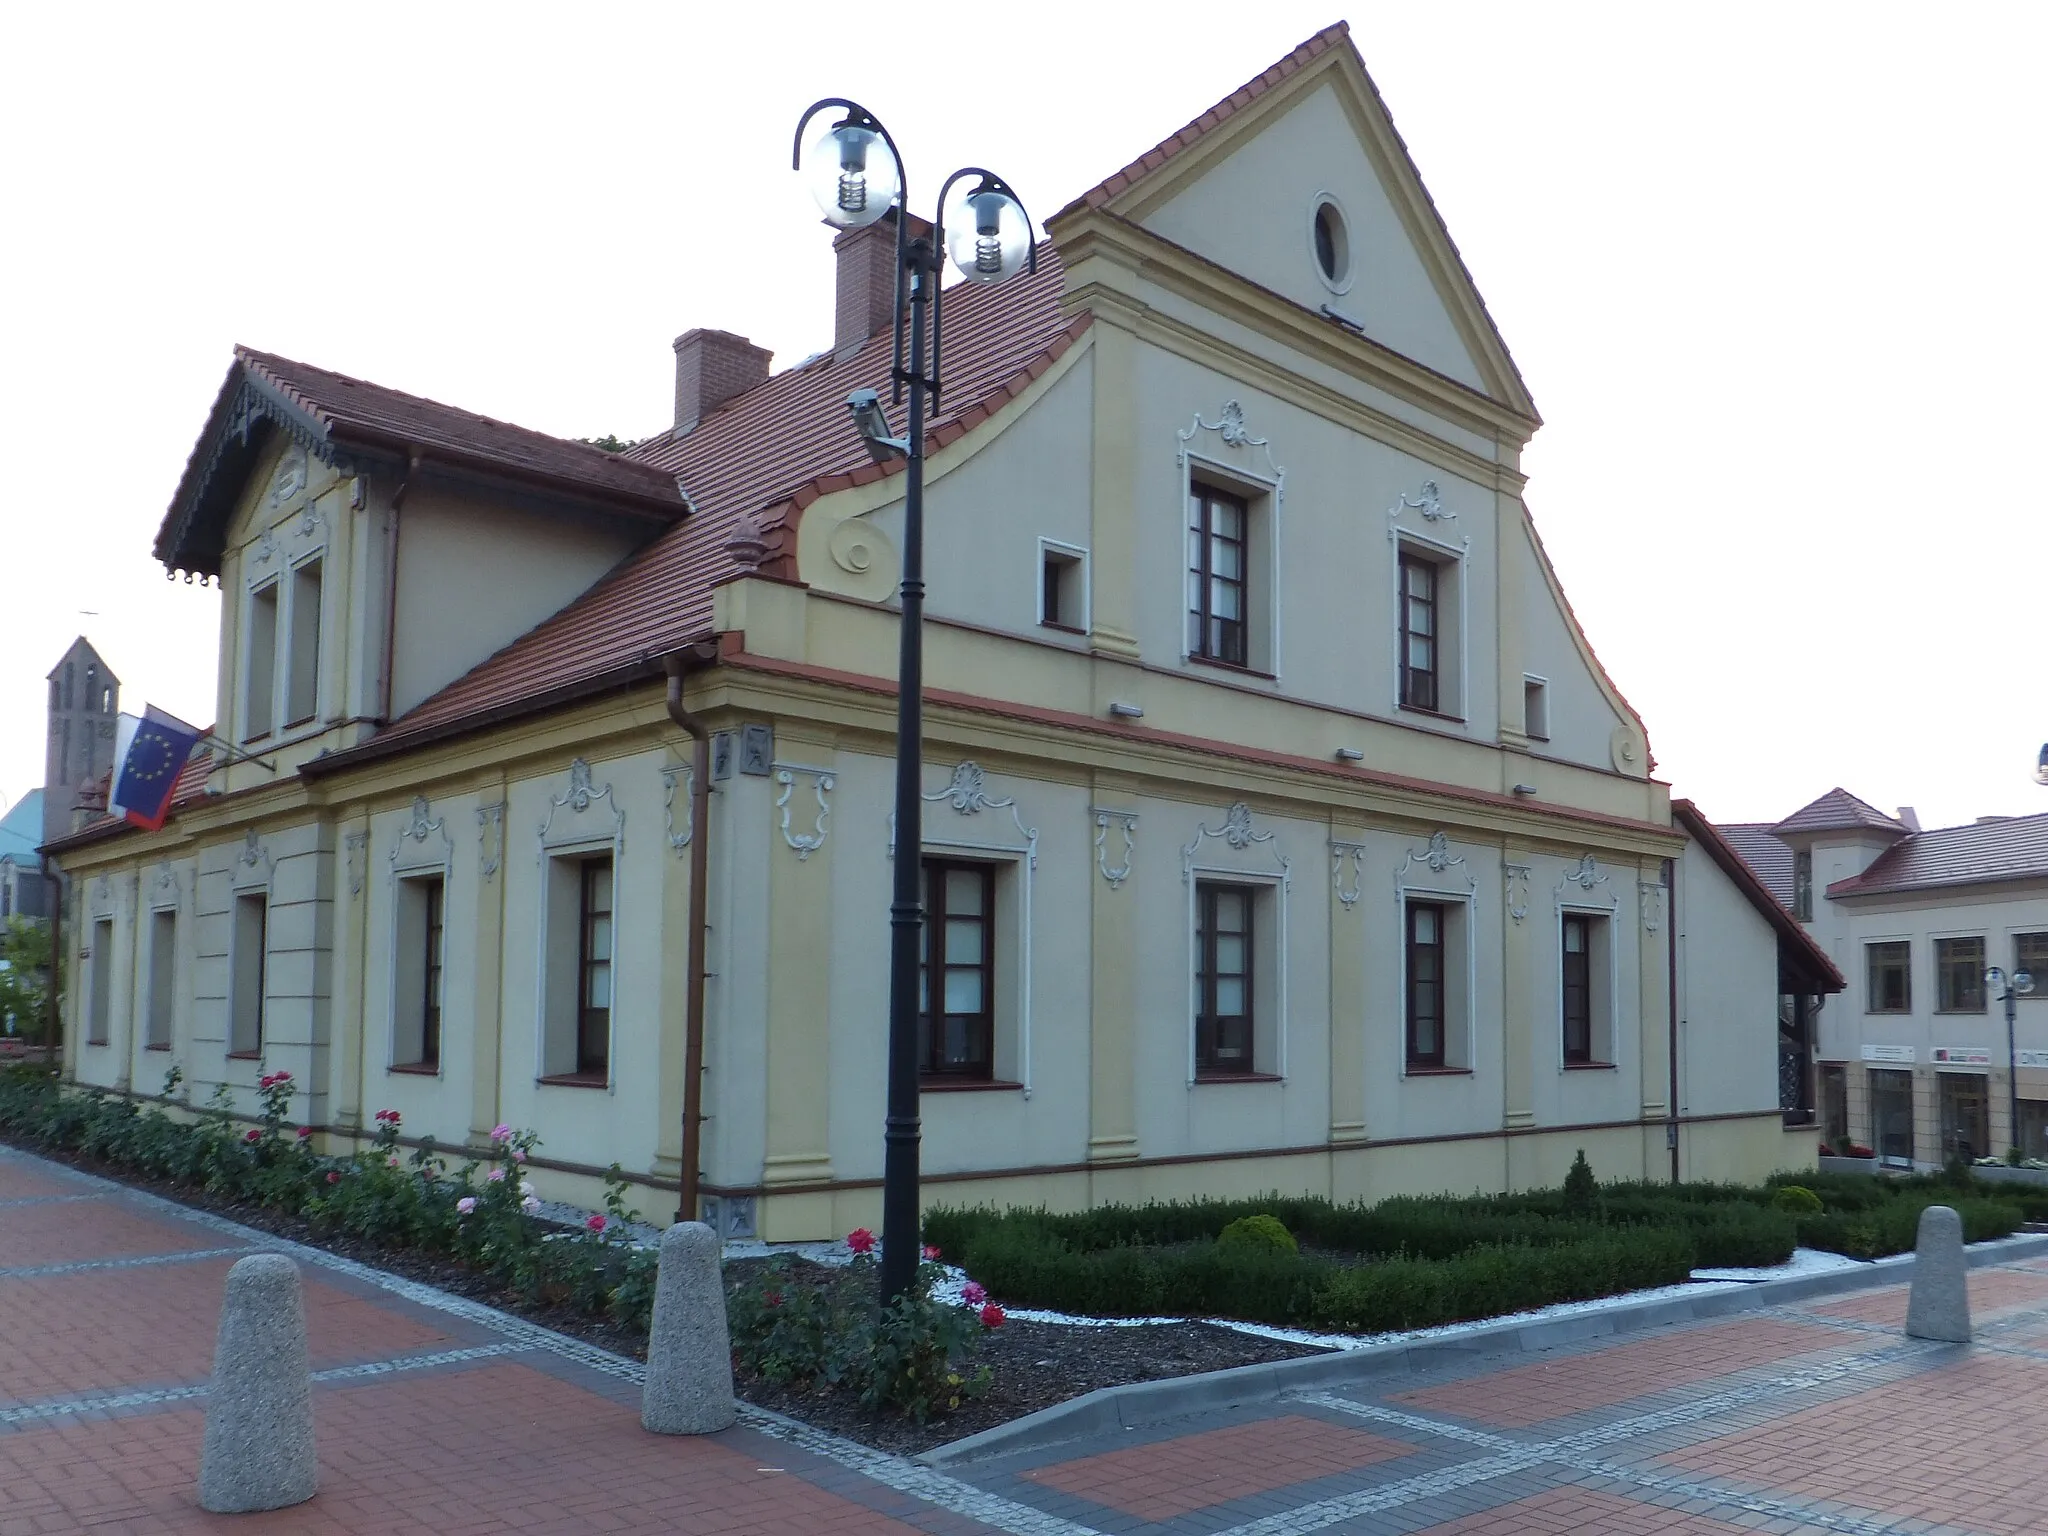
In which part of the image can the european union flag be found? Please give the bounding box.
[108,708,205,832]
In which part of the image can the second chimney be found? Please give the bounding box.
[672,328,773,435]
[834,209,933,361]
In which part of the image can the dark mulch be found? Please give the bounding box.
[1,1134,1332,1455]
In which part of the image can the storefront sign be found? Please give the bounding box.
[2017,1050,2048,1069]
[1932,1047,1991,1067]
[1861,1044,1916,1063]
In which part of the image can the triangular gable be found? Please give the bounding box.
[1053,23,1535,420]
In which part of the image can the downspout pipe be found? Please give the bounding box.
[376,449,422,724]
[1665,855,1680,1183]
[663,648,716,1225]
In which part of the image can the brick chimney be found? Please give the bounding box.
[672,328,773,435]
[834,209,933,361]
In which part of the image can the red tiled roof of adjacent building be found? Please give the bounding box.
[1769,787,1907,839]
[373,247,1085,743]
[1826,811,2048,899]
[1715,823,1795,912]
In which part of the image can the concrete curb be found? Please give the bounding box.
[921,1232,2048,1466]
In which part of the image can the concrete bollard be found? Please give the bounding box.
[1904,1203,1971,1343]
[198,1253,318,1513]
[641,1221,737,1435]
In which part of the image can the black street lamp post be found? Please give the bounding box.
[792,100,1035,1302]
[1987,963,2038,1160]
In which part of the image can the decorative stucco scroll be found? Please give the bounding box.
[773,763,834,861]
[1093,808,1138,889]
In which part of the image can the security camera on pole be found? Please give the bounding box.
[1986,963,2038,1158]
[792,100,1037,1304]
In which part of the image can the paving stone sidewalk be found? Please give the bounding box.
[8,1142,2048,1535]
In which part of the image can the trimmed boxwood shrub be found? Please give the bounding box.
[1770,1185,1824,1214]
[1218,1214,1296,1254]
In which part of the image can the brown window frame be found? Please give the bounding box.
[1406,900,1448,1070]
[1866,940,1911,1014]
[2016,932,2048,992]
[919,858,995,1081]
[421,877,445,1071]
[1194,882,1255,1076]
[1793,850,1813,921]
[576,857,613,1077]
[1935,935,1986,1014]
[1399,551,1439,713]
[1187,484,1249,668]
[1562,914,1593,1064]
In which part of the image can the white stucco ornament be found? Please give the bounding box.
[1093,809,1138,888]
[773,765,834,861]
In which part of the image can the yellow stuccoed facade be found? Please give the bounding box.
[48,31,1819,1241]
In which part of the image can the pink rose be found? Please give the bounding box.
[296,1127,313,1140]
[846,1228,876,1255]
[980,1303,1006,1329]
[962,1281,986,1306]
[491,1123,512,1142]
[242,1128,260,1143]
[512,1148,526,1162]
[922,1244,941,1261]
[387,1156,401,1169]
[487,1168,506,1183]
[457,1197,477,1215]
[326,1171,341,1184]
[585,1214,606,1233]
[520,1195,541,1214]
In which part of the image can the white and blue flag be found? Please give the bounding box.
[107,708,205,831]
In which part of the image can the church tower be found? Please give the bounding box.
[42,638,120,844]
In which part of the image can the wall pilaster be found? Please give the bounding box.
[1088,776,1140,1164]
[759,737,837,1232]
[468,789,507,1149]
[1328,821,1369,1147]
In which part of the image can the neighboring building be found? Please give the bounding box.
[42,25,1824,1239]
[1725,789,2048,1166]
[42,638,121,843]
[1,791,47,920]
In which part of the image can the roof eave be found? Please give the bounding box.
[1675,800,1845,992]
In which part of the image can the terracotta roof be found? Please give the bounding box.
[1715,823,1794,911]
[1055,22,1353,220]
[1674,802,1844,993]
[1826,811,2048,899]
[39,735,214,854]
[157,348,683,577]
[375,248,1085,743]
[1769,787,1907,839]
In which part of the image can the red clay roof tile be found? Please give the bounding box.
[1826,811,2048,899]
[1769,788,1907,839]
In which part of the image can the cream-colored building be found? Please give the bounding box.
[1726,790,2048,1166]
[44,25,1832,1239]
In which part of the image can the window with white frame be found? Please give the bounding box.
[1038,540,1087,632]
[1190,879,1282,1078]
[1523,675,1550,741]
[1400,893,1470,1073]
[229,891,267,1056]
[87,918,113,1046]
[244,582,279,740]
[1560,910,1614,1066]
[1181,474,1277,674]
[284,557,323,727]
[392,874,446,1071]
[541,852,612,1083]
[1396,541,1462,717]
[145,909,176,1050]
[920,859,995,1081]
[243,552,324,741]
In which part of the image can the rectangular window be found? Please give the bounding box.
[1522,676,1549,740]
[919,860,995,1080]
[2020,1099,2048,1163]
[1399,552,1439,712]
[1936,936,1986,1013]
[1193,882,1255,1076]
[1792,850,1813,921]
[1406,900,1447,1069]
[284,558,322,727]
[1186,484,1249,667]
[392,875,445,1070]
[1938,1072,1989,1162]
[1818,1063,1848,1148]
[1562,914,1593,1063]
[2016,932,2048,991]
[1869,1067,1914,1166]
[577,858,613,1077]
[245,583,279,740]
[1039,543,1085,631]
[146,910,176,1050]
[88,918,113,1046]
[230,893,267,1056]
[1866,941,1911,1013]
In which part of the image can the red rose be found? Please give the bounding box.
[922,1244,941,1261]
[326,1171,341,1184]
[585,1214,606,1233]
[243,1128,260,1143]
[846,1228,876,1255]
[980,1303,1006,1328]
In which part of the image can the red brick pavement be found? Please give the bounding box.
[0,1362,945,1536]
[0,1199,231,1268]
[0,1257,452,1404]
[0,1161,80,1200]
[1407,1486,1779,1534]
[1809,1267,2048,1327]
[1021,1414,1417,1520]
[1663,1353,2048,1536]
[1391,1317,1847,1428]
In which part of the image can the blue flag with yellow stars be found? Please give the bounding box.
[107,707,204,831]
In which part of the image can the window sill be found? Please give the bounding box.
[1933,1010,1988,1017]
[240,733,272,748]
[1398,704,1466,725]
[537,1072,608,1089]
[1563,1060,1617,1071]
[84,1039,109,1049]
[1187,655,1277,682]
[282,713,317,731]
[1193,1072,1283,1085]
[388,1062,441,1077]
[1404,1066,1472,1077]
[225,1050,263,1062]
[921,1078,1024,1093]
[1038,621,1086,637]
[144,1042,171,1052]
[1865,1010,1912,1017]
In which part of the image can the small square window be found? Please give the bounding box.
[1039,543,1085,632]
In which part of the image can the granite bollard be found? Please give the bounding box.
[642,1220,737,1434]
[198,1253,317,1513]
[1904,1203,1971,1343]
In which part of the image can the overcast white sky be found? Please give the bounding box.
[2,3,2042,833]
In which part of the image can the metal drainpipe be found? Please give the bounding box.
[376,450,422,723]
[1665,856,1680,1183]
[663,649,715,1226]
